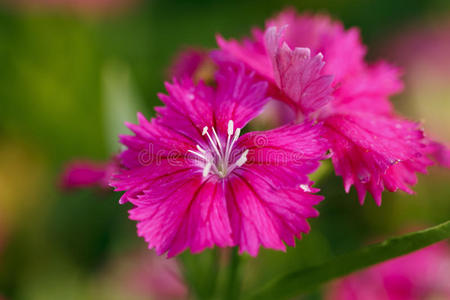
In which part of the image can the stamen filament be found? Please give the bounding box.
[211,127,223,152]
[225,127,241,164]
[227,149,249,174]
[203,127,222,159]
[188,150,207,160]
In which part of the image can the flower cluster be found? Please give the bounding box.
[65,9,449,257]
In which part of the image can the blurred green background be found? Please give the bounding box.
[0,0,449,299]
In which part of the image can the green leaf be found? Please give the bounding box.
[102,60,143,154]
[247,220,450,300]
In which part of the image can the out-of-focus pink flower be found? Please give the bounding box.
[98,249,187,300]
[216,9,435,205]
[387,21,450,169]
[60,159,116,190]
[388,22,450,78]
[326,242,450,300]
[111,63,327,257]
[5,0,140,15]
[127,253,187,300]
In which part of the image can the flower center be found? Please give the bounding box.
[188,120,248,178]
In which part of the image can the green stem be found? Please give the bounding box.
[179,248,220,300]
[206,248,220,298]
[223,247,241,300]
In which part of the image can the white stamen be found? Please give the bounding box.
[225,127,240,163]
[231,127,241,147]
[202,161,212,177]
[227,120,234,136]
[225,131,232,160]
[192,120,247,178]
[211,127,223,152]
[204,130,221,158]
[188,149,206,160]
[196,145,206,153]
[235,149,249,167]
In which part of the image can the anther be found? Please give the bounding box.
[235,149,249,167]
[228,120,234,136]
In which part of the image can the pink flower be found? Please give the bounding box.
[216,9,434,204]
[61,159,116,190]
[326,242,450,300]
[111,64,327,257]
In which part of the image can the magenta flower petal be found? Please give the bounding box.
[111,64,326,256]
[332,62,403,115]
[61,160,115,190]
[426,140,450,168]
[156,79,215,141]
[264,26,334,115]
[216,29,272,81]
[325,113,433,204]
[238,121,327,188]
[213,64,269,132]
[156,64,269,140]
[129,176,233,257]
[225,172,322,256]
[266,9,366,83]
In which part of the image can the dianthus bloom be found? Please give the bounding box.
[326,242,450,300]
[111,64,327,257]
[217,9,436,204]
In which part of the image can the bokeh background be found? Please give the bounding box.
[0,0,449,299]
